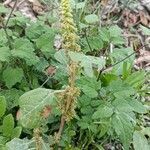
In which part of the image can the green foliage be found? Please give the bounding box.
[0,0,149,149]
[2,67,24,89]
[18,88,63,129]
[0,96,7,118]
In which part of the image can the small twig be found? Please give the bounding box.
[56,115,65,142]
[97,44,148,81]
[40,76,51,87]
[5,0,18,27]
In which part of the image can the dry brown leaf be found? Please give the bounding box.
[46,66,56,76]
[41,105,52,118]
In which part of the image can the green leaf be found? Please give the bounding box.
[68,51,105,77]
[11,38,39,66]
[0,89,23,110]
[54,50,68,65]
[2,114,14,137]
[85,14,99,24]
[82,85,98,98]
[35,29,56,56]
[11,127,22,139]
[0,96,7,118]
[125,71,145,88]
[112,113,134,150]
[0,47,11,62]
[108,79,135,98]
[0,30,8,46]
[77,76,101,98]
[18,88,63,129]
[25,23,45,40]
[84,36,103,51]
[6,138,35,150]
[109,25,122,37]
[92,103,113,119]
[3,67,24,89]
[133,131,150,150]
[128,99,147,114]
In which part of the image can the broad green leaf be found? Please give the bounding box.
[82,85,98,98]
[25,23,45,40]
[34,57,49,72]
[0,47,11,62]
[128,99,147,114]
[11,38,39,65]
[77,76,101,98]
[0,89,23,110]
[133,131,150,150]
[6,138,35,150]
[108,79,135,98]
[54,50,68,65]
[85,14,99,24]
[84,36,103,51]
[2,67,24,89]
[0,96,6,118]
[68,51,105,77]
[92,103,113,119]
[125,71,145,88]
[112,98,133,112]
[109,25,122,37]
[112,113,134,150]
[19,88,63,129]
[2,114,14,137]
[35,29,56,56]
[11,126,22,139]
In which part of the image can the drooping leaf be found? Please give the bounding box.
[133,131,150,150]
[18,88,63,129]
[2,67,24,89]
[2,114,14,137]
[0,96,7,118]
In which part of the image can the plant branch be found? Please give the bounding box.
[5,0,18,27]
[56,115,65,142]
[97,44,148,81]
